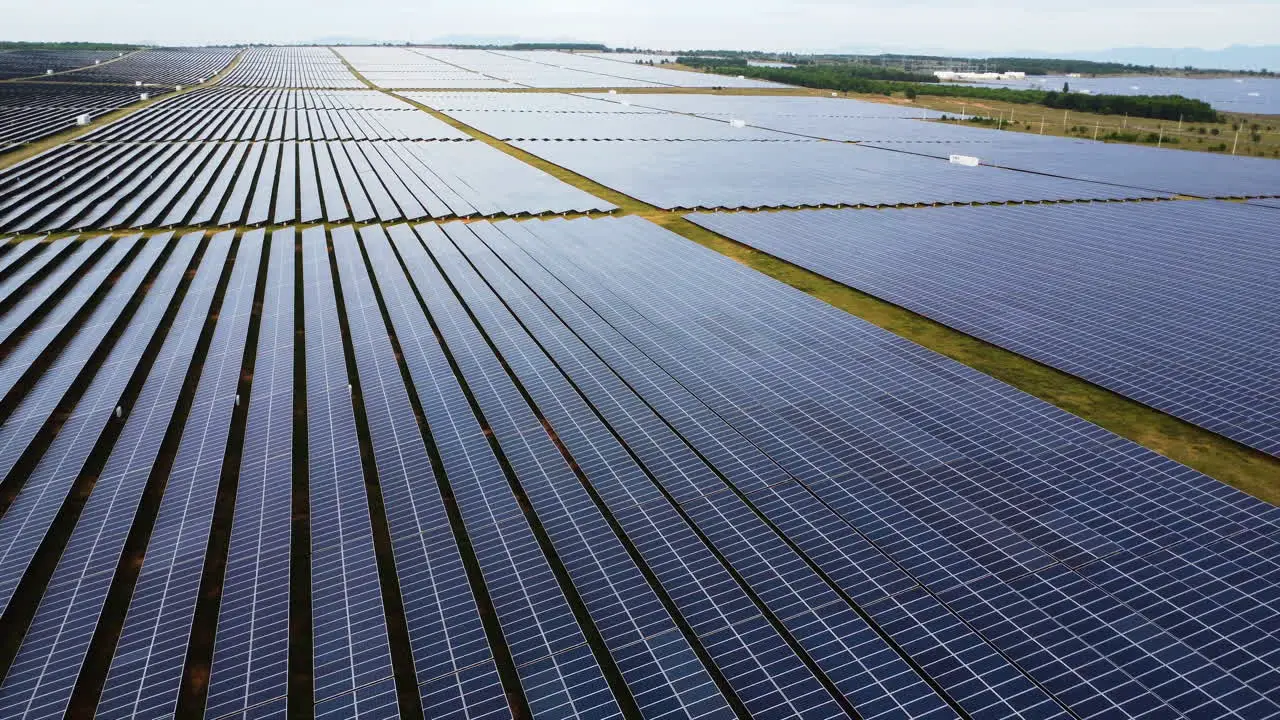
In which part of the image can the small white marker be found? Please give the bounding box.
[115,406,123,418]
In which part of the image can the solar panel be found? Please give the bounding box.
[329,225,504,713]
[688,203,1280,458]
[205,228,295,720]
[273,142,298,224]
[372,224,733,719]
[96,230,261,719]
[0,230,227,720]
[300,225,398,714]
[0,233,140,412]
[514,216,1280,717]
[0,235,76,309]
[512,140,1167,210]
[414,224,853,719]
[0,234,171,614]
[0,235,111,347]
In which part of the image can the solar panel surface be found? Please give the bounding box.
[688,202,1280,457]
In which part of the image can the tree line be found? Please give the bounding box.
[686,63,1221,123]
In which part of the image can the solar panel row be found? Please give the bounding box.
[97,230,261,719]
[0,231,229,720]
[220,47,363,89]
[0,140,614,232]
[513,140,1168,209]
[0,84,156,149]
[78,104,468,142]
[46,48,239,86]
[0,49,124,80]
[205,228,295,720]
[300,225,399,718]
[160,88,411,110]
[338,47,782,90]
[0,215,1273,720]
[688,203,1280,457]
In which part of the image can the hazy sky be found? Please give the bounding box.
[5,0,1278,53]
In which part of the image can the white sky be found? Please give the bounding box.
[3,0,1277,53]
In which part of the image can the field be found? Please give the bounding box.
[0,42,1276,720]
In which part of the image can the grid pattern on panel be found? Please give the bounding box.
[490,215,1280,720]
[0,233,139,420]
[0,139,614,232]
[205,228,296,719]
[0,235,114,353]
[0,231,229,720]
[442,222,954,720]
[414,225,847,720]
[219,47,362,89]
[78,96,467,142]
[512,140,1167,210]
[48,48,239,86]
[689,203,1280,457]
[300,226,398,712]
[0,84,151,148]
[96,231,262,720]
[392,223,732,719]
[331,224,506,714]
[860,132,1280,199]
[0,49,124,79]
[0,234,165,615]
[435,109,804,141]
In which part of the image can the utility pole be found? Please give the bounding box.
[1040,114,1045,134]
[1123,113,1128,128]
[1063,109,1068,130]
[1177,114,1183,131]
[1094,121,1100,141]
[1157,125,1164,148]
[1232,125,1241,154]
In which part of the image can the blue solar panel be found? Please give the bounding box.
[689,203,1280,459]
[0,233,169,615]
[379,223,733,719]
[0,233,141,415]
[0,230,228,720]
[330,225,505,713]
[511,140,1166,210]
[97,230,262,719]
[477,215,1280,719]
[205,228,296,720]
[300,225,398,714]
[942,565,1279,718]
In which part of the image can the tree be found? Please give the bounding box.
[904,88,917,100]
[1063,81,1070,93]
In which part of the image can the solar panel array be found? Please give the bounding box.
[0,83,160,150]
[338,47,782,89]
[0,215,1272,720]
[513,139,1168,209]
[77,90,468,142]
[46,47,239,86]
[862,132,1280,200]
[218,46,363,89]
[690,202,1280,457]
[0,138,614,232]
[0,48,125,80]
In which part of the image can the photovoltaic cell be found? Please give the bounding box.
[331,225,507,715]
[688,203,1280,457]
[97,230,261,719]
[0,230,228,720]
[205,228,296,720]
[378,223,732,719]
[301,225,398,714]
